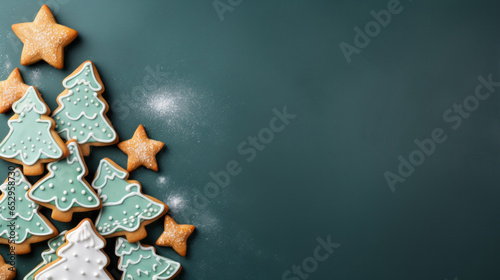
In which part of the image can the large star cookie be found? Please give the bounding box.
[0,68,29,114]
[12,5,78,69]
[156,216,195,257]
[118,125,165,172]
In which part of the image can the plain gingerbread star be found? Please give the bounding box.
[155,216,195,257]
[0,68,29,114]
[12,5,78,69]
[118,125,165,172]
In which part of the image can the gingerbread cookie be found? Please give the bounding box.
[35,219,113,280]
[0,168,58,254]
[52,61,118,156]
[92,158,168,242]
[0,86,69,176]
[0,254,15,280]
[24,231,66,280]
[11,5,78,69]
[156,216,195,257]
[116,237,181,280]
[118,124,165,172]
[29,140,101,222]
[0,68,30,114]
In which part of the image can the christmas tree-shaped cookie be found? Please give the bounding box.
[24,231,66,280]
[29,140,101,222]
[34,219,113,280]
[92,158,168,242]
[0,168,58,254]
[52,61,118,156]
[0,86,69,175]
[116,237,181,280]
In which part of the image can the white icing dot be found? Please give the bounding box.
[38,131,42,135]
[67,122,71,126]
[61,197,66,202]
[80,131,84,135]
[102,129,106,133]
[56,116,60,120]
[85,103,89,107]
[71,188,75,193]
[69,179,73,184]
[123,211,127,215]
[0,149,4,152]
[74,101,77,105]
[88,196,93,201]
[49,183,54,188]
[24,185,28,190]
[85,258,90,262]
[95,123,99,127]
[108,134,112,137]
[11,143,15,147]
[77,98,81,101]
[40,227,44,231]
[76,88,80,92]
[91,99,94,103]
[63,191,68,195]
[135,205,140,208]
[64,266,68,270]
[27,137,31,141]
[81,190,86,195]
[73,253,77,257]
[85,88,89,92]
[36,137,40,141]
[61,120,65,124]
[18,197,22,201]
[36,222,40,226]
[67,98,71,101]
[81,123,86,127]
[108,216,113,220]
[72,128,76,131]
[84,95,88,99]
[52,166,57,171]
[77,167,82,172]
[40,186,45,190]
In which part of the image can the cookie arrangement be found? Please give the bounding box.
[0,5,194,279]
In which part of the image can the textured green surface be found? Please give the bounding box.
[1,0,500,279]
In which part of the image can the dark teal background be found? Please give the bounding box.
[0,0,499,279]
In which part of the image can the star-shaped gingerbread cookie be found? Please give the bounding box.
[156,216,195,257]
[118,125,165,172]
[0,68,29,114]
[12,5,78,69]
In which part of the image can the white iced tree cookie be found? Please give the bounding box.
[34,219,113,280]
[92,158,168,242]
[0,168,58,254]
[0,86,69,175]
[52,61,118,156]
[29,140,101,222]
[116,237,181,280]
[24,231,67,280]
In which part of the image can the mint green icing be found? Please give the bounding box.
[0,87,64,165]
[115,238,181,280]
[53,62,117,145]
[24,231,66,280]
[30,141,100,211]
[0,168,54,243]
[92,158,164,235]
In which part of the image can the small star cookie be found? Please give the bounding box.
[0,68,29,114]
[0,254,15,280]
[12,5,78,69]
[118,125,165,172]
[156,215,195,257]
